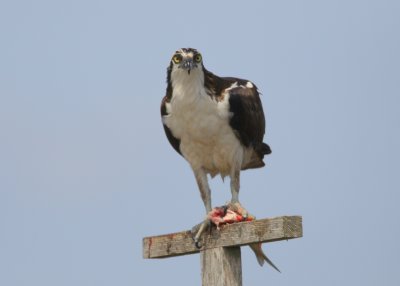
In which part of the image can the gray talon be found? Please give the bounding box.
[195,240,202,249]
[191,218,210,248]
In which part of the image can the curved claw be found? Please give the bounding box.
[195,240,202,249]
[191,218,209,249]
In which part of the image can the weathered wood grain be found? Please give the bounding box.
[143,215,302,259]
[201,247,242,286]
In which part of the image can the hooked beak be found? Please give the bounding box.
[179,59,194,74]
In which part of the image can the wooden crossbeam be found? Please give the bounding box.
[143,215,302,259]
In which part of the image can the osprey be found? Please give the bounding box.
[161,48,276,269]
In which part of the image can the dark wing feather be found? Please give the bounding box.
[160,96,182,155]
[227,82,271,158]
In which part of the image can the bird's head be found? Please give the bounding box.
[169,48,203,76]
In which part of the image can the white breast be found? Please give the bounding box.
[162,69,244,177]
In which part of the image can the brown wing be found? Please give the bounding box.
[227,82,271,157]
[160,96,182,155]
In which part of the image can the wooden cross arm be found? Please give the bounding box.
[143,215,302,259]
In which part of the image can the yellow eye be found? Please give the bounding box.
[194,53,202,63]
[172,54,182,64]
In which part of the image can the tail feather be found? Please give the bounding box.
[261,143,272,155]
[241,142,271,170]
[249,243,281,273]
[254,142,271,159]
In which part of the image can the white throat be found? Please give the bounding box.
[170,68,205,101]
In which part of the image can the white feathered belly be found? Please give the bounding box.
[164,95,244,177]
[180,116,243,177]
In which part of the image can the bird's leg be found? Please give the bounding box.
[229,169,249,218]
[191,168,212,248]
[195,169,212,213]
[230,169,240,204]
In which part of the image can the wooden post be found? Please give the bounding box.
[143,216,302,286]
[201,247,242,286]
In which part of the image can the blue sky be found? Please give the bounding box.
[1,0,399,285]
